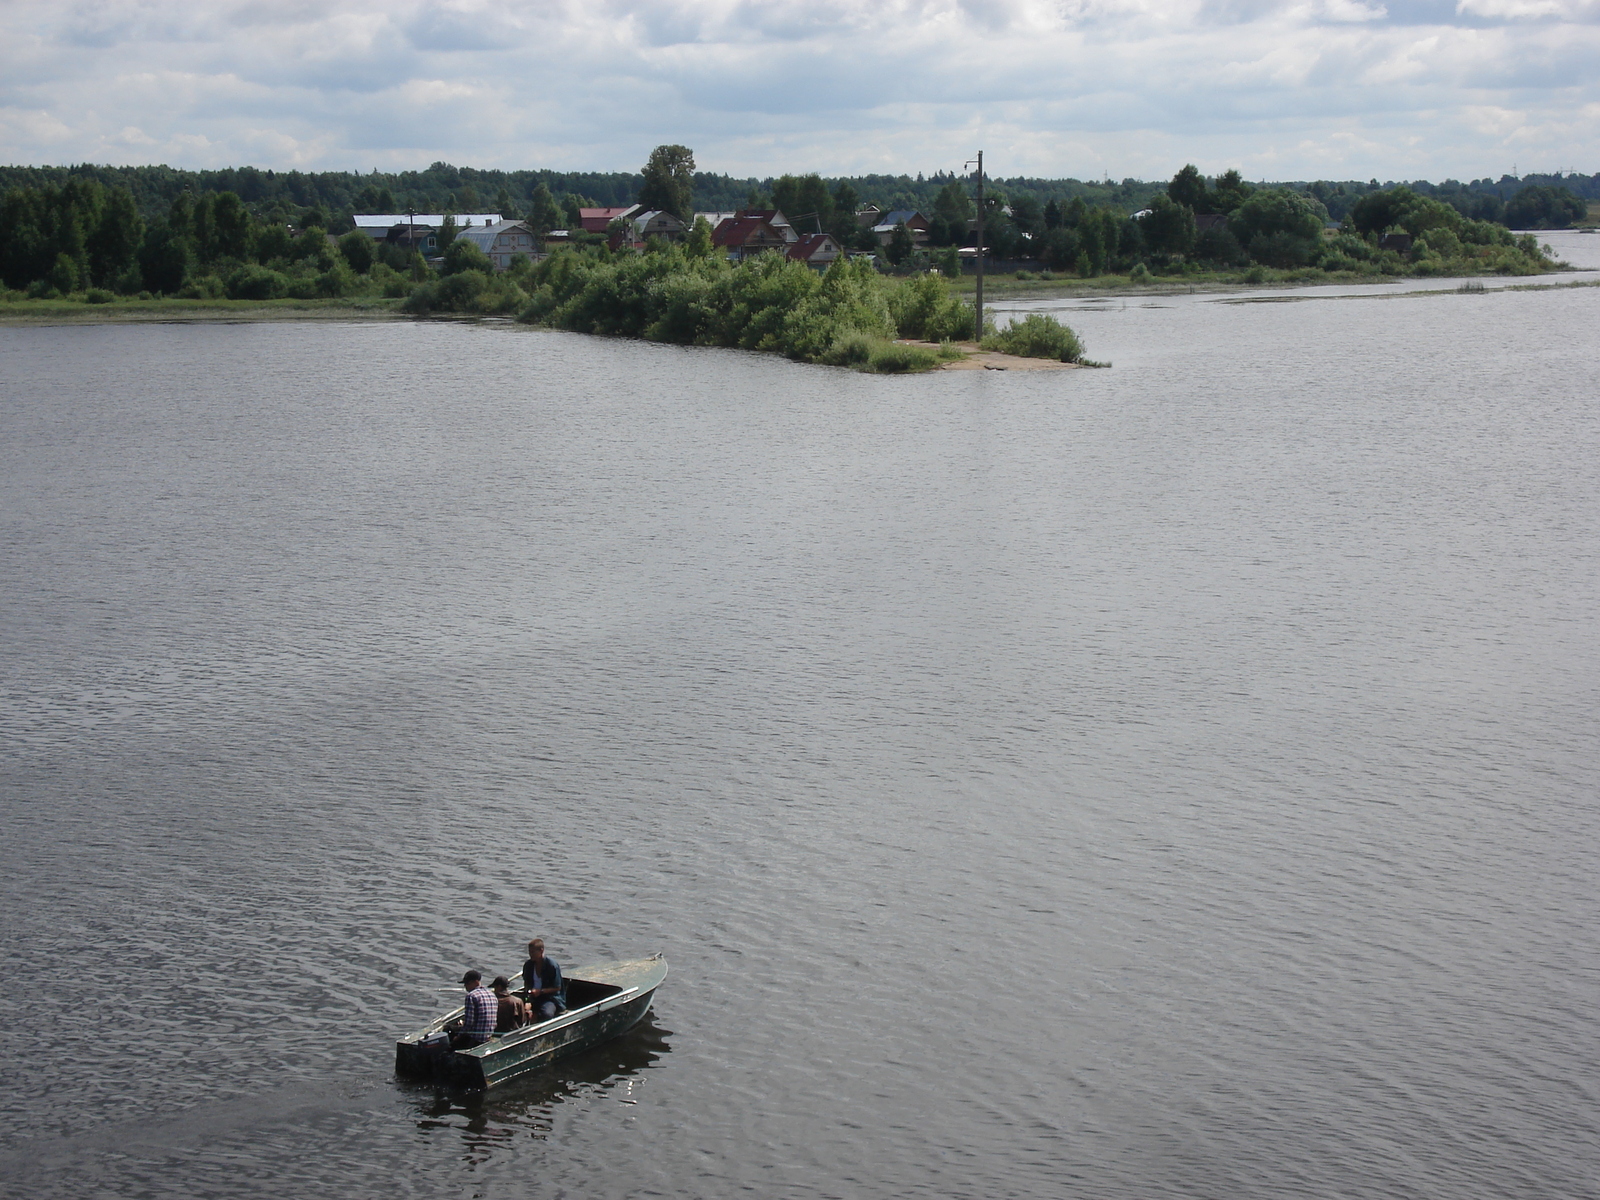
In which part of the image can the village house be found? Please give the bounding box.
[454,219,540,271]
[633,210,686,241]
[712,215,790,261]
[867,210,931,248]
[353,213,502,240]
[696,209,798,242]
[578,205,641,233]
[785,233,843,269]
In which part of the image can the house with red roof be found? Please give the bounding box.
[578,205,641,233]
[786,233,843,268]
[711,216,789,261]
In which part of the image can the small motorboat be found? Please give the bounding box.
[395,955,667,1089]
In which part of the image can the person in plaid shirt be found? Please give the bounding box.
[450,970,498,1049]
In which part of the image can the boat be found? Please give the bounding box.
[395,955,667,1089]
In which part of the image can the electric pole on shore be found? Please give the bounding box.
[966,151,984,342]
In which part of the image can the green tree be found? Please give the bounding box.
[794,174,834,234]
[338,229,375,274]
[442,237,492,275]
[1230,188,1324,266]
[138,222,194,293]
[526,183,562,236]
[1009,195,1044,236]
[637,144,695,222]
[211,192,254,261]
[686,215,716,259]
[1141,194,1194,256]
[885,221,915,267]
[437,213,459,253]
[562,194,584,230]
[1211,170,1253,214]
[1505,185,1586,229]
[1168,164,1210,213]
[771,174,800,217]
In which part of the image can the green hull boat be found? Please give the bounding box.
[395,955,667,1089]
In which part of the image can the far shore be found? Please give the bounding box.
[4,268,1593,329]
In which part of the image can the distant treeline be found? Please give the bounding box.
[0,160,1593,233]
[0,158,1570,303]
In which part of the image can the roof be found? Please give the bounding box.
[578,205,641,233]
[786,233,839,261]
[712,216,779,247]
[354,213,501,230]
[454,220,533,251]
[876,210,928,228]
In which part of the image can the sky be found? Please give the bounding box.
[1,0,1596,182]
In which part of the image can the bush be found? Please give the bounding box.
[177,275,226,299]
[225,264,289,300]
[82,288,115,304]
[404,269,527,315]
[981,313,1084,362]
[1129,262,1152,282]
[512,246,1011,372]
[442,239,493,276]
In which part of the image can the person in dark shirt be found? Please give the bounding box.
[522,938,566,1021]
[491,976,530,1032]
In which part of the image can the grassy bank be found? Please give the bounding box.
[0,294,405,324]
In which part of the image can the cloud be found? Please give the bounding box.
[0,0,1595,179]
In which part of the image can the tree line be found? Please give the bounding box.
[0,149,1573,301]
[2,159,1587,243]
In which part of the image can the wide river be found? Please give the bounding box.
[2,232,1598,1198]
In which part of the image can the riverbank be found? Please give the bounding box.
[950,261,1574,301]
[0,296,405,324]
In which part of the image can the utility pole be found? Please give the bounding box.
[966,151,985,342]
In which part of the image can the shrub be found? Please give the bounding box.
[442,239,493,276]
[981,313,1084,362]
[177,275,226,299]
[225,264,289,300]
[1129,262,1152,282]
[82,288,115,304]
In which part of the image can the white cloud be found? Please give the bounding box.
[0,0,1595,179]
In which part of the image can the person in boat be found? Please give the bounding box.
[522,938,566,1022]
[449,970,497,1049]
[491,976,530,1032]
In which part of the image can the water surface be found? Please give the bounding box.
[1,274,1597,1198]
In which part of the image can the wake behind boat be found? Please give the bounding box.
[395,955,667,1089]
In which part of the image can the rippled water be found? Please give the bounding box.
[2,255,1598,1198]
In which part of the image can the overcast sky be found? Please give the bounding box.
[2,0,1595,182]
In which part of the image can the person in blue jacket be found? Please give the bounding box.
[522,938,566,1021]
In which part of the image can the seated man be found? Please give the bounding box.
[449,970,497,1049]
[521,938,566,1022]
[491,975,530,1032]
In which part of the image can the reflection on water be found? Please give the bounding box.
[402,1013,672,1155]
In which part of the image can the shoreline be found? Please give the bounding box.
[4,268,1591,331]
